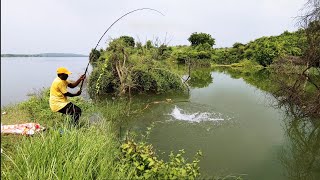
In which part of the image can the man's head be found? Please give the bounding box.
[57,67,71,80]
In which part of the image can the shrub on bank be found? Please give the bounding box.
[88,39,187,98]
[120,140,202,179]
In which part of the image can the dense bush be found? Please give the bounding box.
[88,38,187,98]
[175,51,191,64]
[89,49,102,67]
[245,30,306,66]
[120,140,202,179]
[172,30,307,67]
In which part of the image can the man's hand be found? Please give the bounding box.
[76,90,82,96]
[68,74,87,88]
[79,74,86,81]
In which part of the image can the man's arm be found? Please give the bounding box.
[68,74,86,88]
[64,90,81,97]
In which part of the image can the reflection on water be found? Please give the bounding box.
[213,67,275,93]
[280,115,320,180]
[188,68,213,88]
[213,67,320,179]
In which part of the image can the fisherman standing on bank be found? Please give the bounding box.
[49,67,86,126]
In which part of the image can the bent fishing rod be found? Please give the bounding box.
[79,8,164,91]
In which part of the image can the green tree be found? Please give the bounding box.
[89,48,101,67]
[145,40,154,49]
[188,32,215,47]
[120,36,135,47]
[232,42,245,49]
[254,47,278,67]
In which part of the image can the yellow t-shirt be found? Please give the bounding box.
[49,77,70,112]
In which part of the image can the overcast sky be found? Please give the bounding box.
[1,0,306,55]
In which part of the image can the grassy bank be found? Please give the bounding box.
[1,89,205,179]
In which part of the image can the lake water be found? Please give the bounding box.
[1,57,319,179]
[1,57,90,107]
[124,71,287,179]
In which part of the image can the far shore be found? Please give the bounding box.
[1,53,88,57]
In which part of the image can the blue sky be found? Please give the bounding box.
[1,0,306,55]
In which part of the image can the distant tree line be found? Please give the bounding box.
[88,30,310,68]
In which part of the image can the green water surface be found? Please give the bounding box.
[125,69,320,180]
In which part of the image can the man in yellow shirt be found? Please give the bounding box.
[49,67,86,126]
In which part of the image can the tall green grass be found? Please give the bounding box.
[1,88,133,179]
[1,123,136,180]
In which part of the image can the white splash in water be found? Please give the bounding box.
[170,106,225,122]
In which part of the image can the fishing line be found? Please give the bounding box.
[80,8,165,90]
